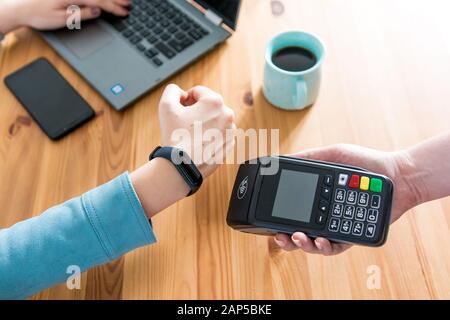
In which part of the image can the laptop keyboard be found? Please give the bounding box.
[105,0,210,67]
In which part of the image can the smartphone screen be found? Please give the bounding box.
[4,58,95,140]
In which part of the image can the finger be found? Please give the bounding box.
[103,1,129,16]
[75,0,129,16]
[274,234,298,251]
[181,86,220,106]
[114,0,131,6]
[316,237,352,255]
[225,107,236,125]
[180,94,197,107]
[291,232,321,254]
[78,6,102,21]
[331,242,352,255]
[314,237,334,256]
[187,86,224,106]
[159,84,188,113]
[187,86,216,100]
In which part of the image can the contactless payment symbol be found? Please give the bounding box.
[237,176,249,200]
[111,84,124,96]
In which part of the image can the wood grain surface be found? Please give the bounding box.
[1,0,450,299]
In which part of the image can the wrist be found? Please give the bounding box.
[166,141,210,179]
[130,158,190,219]
[392,150,427,212]
[0,1,25,34]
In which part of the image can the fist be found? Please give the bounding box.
[158,84,236,178]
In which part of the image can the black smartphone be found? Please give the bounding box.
[227,156,394,247]
[4,58,95,140]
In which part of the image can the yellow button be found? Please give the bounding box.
[360,176,370,190]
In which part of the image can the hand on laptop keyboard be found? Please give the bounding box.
[0,0,130,33]
[105,0,210,68]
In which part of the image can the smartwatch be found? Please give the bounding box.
[149,146,203,196]
[0,32,4,42]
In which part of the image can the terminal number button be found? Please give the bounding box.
[340,220,352,234]
[335,189,346,203]
[355,207,367,221]
[332,203,343,217]
[346,190,357,204]
[328,218,340,232]
[343,205,355,219]
[352,222,364,236]
[358,193,369,207]
[367,209,379,223]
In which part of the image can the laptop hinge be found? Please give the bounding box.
[204,9,223,26]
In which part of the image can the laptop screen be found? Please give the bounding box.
[195,0,241,30]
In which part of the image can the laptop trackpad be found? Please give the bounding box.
[55,22,114,60]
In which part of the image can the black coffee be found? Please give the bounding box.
[272,46,317,72]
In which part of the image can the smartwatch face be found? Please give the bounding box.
[255,161,331,229]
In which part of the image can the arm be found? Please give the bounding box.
[0,172,155,299]
[0,84,235,299]
[398,132,450,205]
[275,132,450,255]
[0,160,188,299]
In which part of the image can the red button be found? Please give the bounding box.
[349,175,360,188]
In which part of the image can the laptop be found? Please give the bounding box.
[41,0,241,110]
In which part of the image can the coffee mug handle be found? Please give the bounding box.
[295,78,308,108]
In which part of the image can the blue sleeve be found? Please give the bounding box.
[0,173,156,299]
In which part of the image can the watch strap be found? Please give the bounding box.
[149,146,203,196]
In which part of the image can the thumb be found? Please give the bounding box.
[289,145,342,162]
[79,6,102,21]
[159,84,188,113]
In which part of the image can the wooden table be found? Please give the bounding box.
[1,0,450,299]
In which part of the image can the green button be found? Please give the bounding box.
[370,178,383,193]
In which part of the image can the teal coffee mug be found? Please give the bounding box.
[263,31,325,110]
